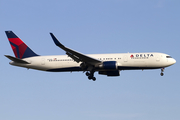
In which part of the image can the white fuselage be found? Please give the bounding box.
[10,52,176,72]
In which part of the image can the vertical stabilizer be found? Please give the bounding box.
[5,31,39,59]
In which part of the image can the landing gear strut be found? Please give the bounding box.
[86,71,96,81]
[160,68,164,76]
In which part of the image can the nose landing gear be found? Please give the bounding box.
[160,68,164,76]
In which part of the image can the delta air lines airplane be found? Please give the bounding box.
[5,31,176,81]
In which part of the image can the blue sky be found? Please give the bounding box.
[0,0,180,120]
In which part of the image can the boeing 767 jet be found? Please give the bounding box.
[5,31,176,81]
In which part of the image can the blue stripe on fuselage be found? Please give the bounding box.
[47,67,82,72]
[46,66,161,72]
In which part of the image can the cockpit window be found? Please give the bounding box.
[166,56,172,58]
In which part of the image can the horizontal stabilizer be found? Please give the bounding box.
[5,55,30,64]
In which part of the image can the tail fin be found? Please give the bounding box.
[5,31,39,59]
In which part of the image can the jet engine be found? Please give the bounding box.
[99,61,118,70]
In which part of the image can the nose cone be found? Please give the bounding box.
[172,58,176,64]
[169,58,176,66]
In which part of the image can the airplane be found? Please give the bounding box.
[5,31,176,81]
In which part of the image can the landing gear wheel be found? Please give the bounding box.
[160,68,164,76]
[160,73,164,76]
[88,76,92,80]
[92,77,96,81]
[86,72,90,76]
[86,69,96,81]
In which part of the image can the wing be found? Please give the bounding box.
[50,33,102,65]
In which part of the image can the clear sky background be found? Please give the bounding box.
[0,0,180,120]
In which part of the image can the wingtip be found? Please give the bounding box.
[49,33,64,47]
[49,32,56,39]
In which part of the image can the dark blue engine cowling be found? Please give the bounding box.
[102,61,117,70]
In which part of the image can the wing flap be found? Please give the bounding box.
[66,52,81,63]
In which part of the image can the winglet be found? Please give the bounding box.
[50,33,64,47]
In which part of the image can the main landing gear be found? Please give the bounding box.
[160,68,164,76]
[86,71,96,81]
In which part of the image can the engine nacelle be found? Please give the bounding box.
[99,61,118,70]
[99,70,120,76]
